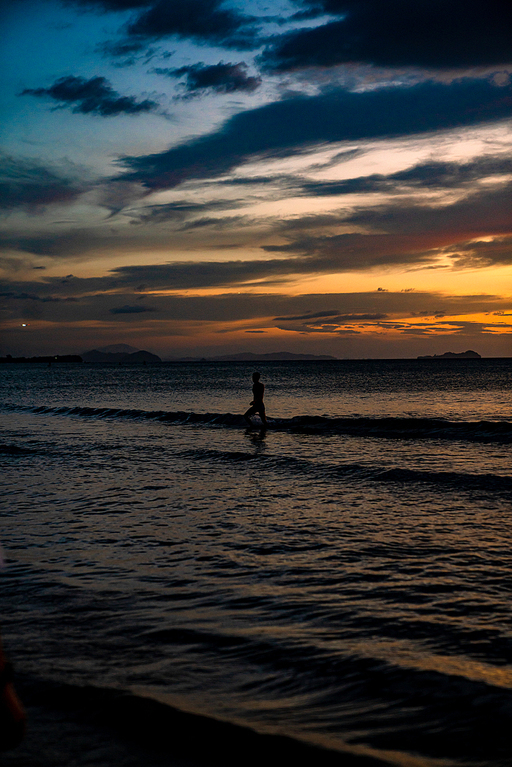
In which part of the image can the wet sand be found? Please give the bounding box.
[2,677,388,767]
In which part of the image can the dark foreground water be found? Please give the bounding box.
[1,360,511,766]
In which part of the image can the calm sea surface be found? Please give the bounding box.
[1,360,511,766]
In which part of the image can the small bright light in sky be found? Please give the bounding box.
[1,0,511,359]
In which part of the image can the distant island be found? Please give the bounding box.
[417,350,481,359]
[82,344,161,363]
[0,344,164,364]
[170,351,337,362]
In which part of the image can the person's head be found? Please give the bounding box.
[252,371,260,382]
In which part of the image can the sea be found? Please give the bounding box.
[1,359,511,766]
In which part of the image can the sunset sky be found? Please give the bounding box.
[1,0,511,358]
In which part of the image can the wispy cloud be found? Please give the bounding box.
[0,154,88,211]
[110,304,156,313]
[118,79,512,190]
[294,156,512,197]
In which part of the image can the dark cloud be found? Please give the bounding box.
[264,197,512,273]
[126,0,256,49]
[118,79,512,190]
[343,182,512,237]
[42,228,479,288]
[274,310,387,321]
[68,1,257,54]
[274,309,346,321]
[446,236,512,269]
[0,291,78,303]
[1,252,326,292]
[262,1,512,71]
[263,232,442,272]
[65,1,154,9]
[21,75,158,116]
[0,230,130,258]
[3,187,511,282]
[1,254,307,292]
[2,279,510,328]
[388,156,512,188]
[110,304,156,313]
[0,224,257,260]
[154,62,261,95]
[0,154,87,211]
[108,258,310,289]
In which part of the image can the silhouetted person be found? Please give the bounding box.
[244,371,267,427]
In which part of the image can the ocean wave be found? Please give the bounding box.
[0,442,39,455]
[2,402,512,443]
[176,447,512,495]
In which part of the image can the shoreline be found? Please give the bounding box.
[2,676,391,767]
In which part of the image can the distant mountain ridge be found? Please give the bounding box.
[81,348,334,363]
[82,348,161,363]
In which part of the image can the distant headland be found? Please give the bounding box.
[0,354,82,364]
[0,344,162,364]
[417,350,481,360]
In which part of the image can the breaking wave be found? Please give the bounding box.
[2,402,511,443]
